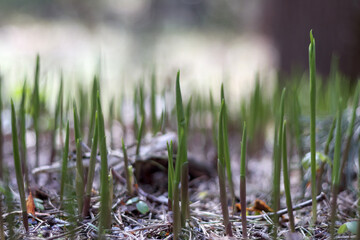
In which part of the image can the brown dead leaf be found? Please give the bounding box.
[235,203,251,212]
[26,192,36,217]
[248,199,273,214]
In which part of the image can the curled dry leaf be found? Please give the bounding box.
[236,199,274,214]
[248,199,273,214]
[26,192,36,217]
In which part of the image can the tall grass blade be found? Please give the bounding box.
[73,101,82,142]
[19,80,29,188]
[78,84,88,135]
[317,117,336,193]
[60,121,70,203]
[220,84,235,210]
[273,88,285,238]
[218,100,232,236]
[173,128,184,240]
[330,99,343,239]
[0,192,3,240]
[186,97,192,130]
[282,121,295,232]
[240,122,247,239]
[83,113,99,217]
[75,139,84,216]
[357,142,360,239]
[133,87,139,137]
[87,76,99,146]
[50,77,63,176]
[167,141,174,210]
[209,90,217,148]
[97,92,111,235]
[109,97,115,149]
[151,70,157,133]
[175,71,189,226]
[122,139,133,196]
[136,116,145,156]
[32,55,40,169]
[309,30,317,223]
[339,83,359,187]
[0,75,3,180]
[11,99,29,232]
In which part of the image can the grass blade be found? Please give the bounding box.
[136,115,145,156]
[330,99,343,239]
[11,99,29,232]
[151,70,157,133]
[87,75,99,146]
[83,113,98,217]
[309,30,317,223]
[0,75,3,180]
[273,88,285,238]
[317,117,336,193]
[50,77,63,179]
[19,80,29,188]
[97,92,111,235]
[240,122,247,239]
[282,121,295,232]
[32,55,40,169]
[175,71,189,226]
[75,139,85,216]
[167,141,174,210]
[173,128,184,240]
[218,100,232,236]
[209,90,217,148]
[357,142,360,239]
[220,84,235,211]
[109,97,115,149]
[122,138,133,196]
[60,121,70,203]
[339,83,359,187]
[73,101,82,142]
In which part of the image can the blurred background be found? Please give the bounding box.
[0,0,359,97]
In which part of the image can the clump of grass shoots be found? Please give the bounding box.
[11,99,29,232]
[273,88,286,238]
